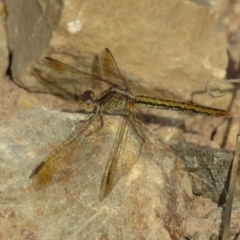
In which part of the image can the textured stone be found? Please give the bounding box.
[5,0,231,110]
[0,105,239,239]
[182,204,240,239]
[4,0,233,152]
[171,142,240,204]
[0,105,193,239]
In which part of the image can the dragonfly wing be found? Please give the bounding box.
[32,113,105,189]
[33,67,78,98]
[91,55,101,78]
[90,55,106,95]
[99,106,144,199]
[101,48,130,90]
[43,57,115,95]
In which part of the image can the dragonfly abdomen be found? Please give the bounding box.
[134,95,230,117]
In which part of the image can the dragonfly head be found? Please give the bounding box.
[78,90,96,112]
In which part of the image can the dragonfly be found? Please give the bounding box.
[31,48,230,199]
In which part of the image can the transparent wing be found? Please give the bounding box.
[99,104,145,199]
[101,48,130,90]
[43,56,117,95]
[33,67,80,98]
[41,48,129,97]
[31,112,105,189]
[90,55,107,96]
[91,55,101,78]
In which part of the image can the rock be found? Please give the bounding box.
[4,0,233,152]
[171,142,240,204]
[0,105,239,239]
[5,0,231,110]
[0,105,192,239]
[182,204,240,239]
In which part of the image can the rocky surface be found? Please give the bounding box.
[171,142,240,204]
[0,105,190,239]
[0,105,239,239]
[5,0,231,107]
[2,0,238,150]
[1,1,240,238]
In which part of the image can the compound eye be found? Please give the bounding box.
[78,90,96,112]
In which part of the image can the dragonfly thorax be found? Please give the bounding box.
[111,87,135,100]
[78,90,96,112]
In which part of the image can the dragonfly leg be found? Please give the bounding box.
[85,111,106,138]
[130,114,145,144]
